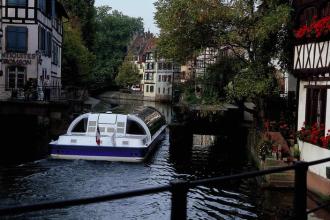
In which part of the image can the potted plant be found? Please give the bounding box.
[292,144,300,161]
[259,139,273,161]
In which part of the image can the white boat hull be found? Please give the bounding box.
[50,125,166,162]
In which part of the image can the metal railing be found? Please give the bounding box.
[4,86,87,102]
[1,158,330,220]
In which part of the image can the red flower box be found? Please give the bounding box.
[294,16,330,40]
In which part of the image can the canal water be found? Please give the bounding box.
[0,99,327,219]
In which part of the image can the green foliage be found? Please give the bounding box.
[92,7,144,89]
[225,68,278,102]
[258,138,274,160]
[115,54,141,87]
[61,0,96,50]
[202,56,245,101]
[62,23,96,87]
[155,0,292,102]
[61,0,96,88]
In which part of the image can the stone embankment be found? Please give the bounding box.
[99,91,155,102]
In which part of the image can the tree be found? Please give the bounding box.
[154,0,291,102]
[61,0,96,50]
[61,23,96,87]
[115,54,141,88]
[92,7,144,89]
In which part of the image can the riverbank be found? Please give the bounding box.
[245,121,330,218]
[99,91,166,102]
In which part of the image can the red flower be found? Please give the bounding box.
[294,16,330,39]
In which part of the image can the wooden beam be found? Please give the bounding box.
[304,85,330,89]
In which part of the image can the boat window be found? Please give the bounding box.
[117,128,125,134]
[107,127,115,133]
[126,119,146,135]
[88,121,96,126]
[88,127,96,133]
[71,118,88,133]
[117,122,125,127]
[132,106,166,136]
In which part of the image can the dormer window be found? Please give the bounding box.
[7,0,27,7]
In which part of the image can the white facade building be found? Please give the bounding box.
[0,0,67,100]
[143,50,156,98]
[142,49,179,102]
[156,58,180,101]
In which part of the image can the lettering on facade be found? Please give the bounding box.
[1,53,37,66]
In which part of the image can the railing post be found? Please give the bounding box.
[170,179,189,220]
[294,161,308,220]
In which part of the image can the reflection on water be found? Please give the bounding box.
[1,98,328,219]
[193,135,216,147]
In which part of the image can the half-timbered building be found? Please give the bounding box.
[141,38,180,102]
[294,0,330,131]
[0,0,67,100]
[293,0,330,195]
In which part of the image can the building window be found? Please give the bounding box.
[38,0,46,12]
[158,88,160,94]
[39,27,46,52]
[52,41,59,65]
[6,26,27,53]
[305,88,327,128]
[39,27,52,56]
[150,86,154,93]
[158,75,161,82]
[168,75,172,82]
[299,7,317,26]
[38,0,51,16]
[7,0,27,7]
[163,88,165,94]
[47,32,52,57]
[322,2,330,17]
[146,72,153,80]
[146,85,149,92]
[7,66,26,89]
[168,88,170,94]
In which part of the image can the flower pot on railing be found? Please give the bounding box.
[326,167,330,179]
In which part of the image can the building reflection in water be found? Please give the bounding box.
[193,135,216,147]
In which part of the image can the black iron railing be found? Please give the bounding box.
[4,86,88,102]
[1,158,330,220]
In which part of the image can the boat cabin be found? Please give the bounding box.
[62,107,166,147]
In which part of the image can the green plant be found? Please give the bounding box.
[292,144,300,160]
[259,139,273,161]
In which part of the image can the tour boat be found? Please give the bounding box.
[49,106,167,162]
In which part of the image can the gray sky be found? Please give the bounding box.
[94,0,159,35]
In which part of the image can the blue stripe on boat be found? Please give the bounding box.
[50,145,148,158]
